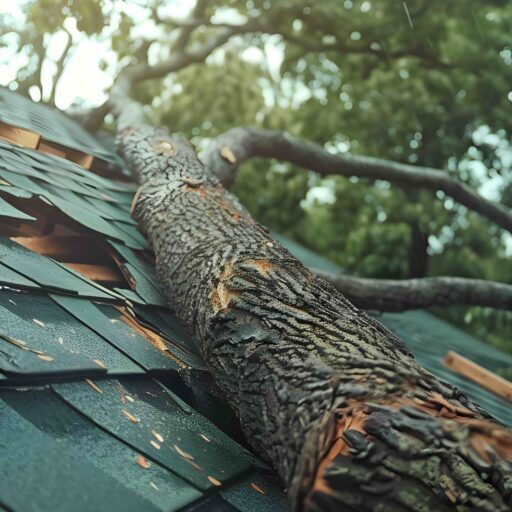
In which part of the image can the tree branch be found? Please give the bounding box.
[314,269,512,312]
[279,31,455,69]
[203,126,512,234]
[87,18,263,131]
[47,28,73,106]
[169,0,209,54]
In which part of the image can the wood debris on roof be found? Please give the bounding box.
[444,351,512,402]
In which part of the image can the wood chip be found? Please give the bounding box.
[85,378,103,394]
[199,434,211,442]
[152,431,164,443]
[181,177,203,187]
[153,139,175,156]
[130,186,143,215]
[37,354,54,362]
[150,440,161,450]
[3,335,26,348]
[251,482,266,495]
[32,318,45,327]
[137,454,151,469]
[207,476,222,487]
[174,444,193,460]
[183,458,203,471]
[93,358,106,368]
[121,409,139,424]
[220,146,236,164]
[126,395,135,403]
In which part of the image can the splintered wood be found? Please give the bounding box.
[444,351,512,402]
[0,121,95,169]
[0,122,40,148]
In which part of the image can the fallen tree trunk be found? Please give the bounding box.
[118,124,512,511]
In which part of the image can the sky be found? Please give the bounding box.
[0,0,203,109]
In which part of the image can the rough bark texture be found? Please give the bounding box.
[118,124,512,512]
[314,270,512,312]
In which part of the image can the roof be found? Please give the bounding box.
[0,88,287,512]
[0,87,510,511]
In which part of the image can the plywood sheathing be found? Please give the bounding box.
[0,122,40,148]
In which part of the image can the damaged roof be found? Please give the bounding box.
[0,88,286,512]
[0,87,510,512]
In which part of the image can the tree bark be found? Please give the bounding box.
[117,123,512,511]
[314,270,512,312]
[408,221,429,279]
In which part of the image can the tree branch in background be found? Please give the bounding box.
[314,269,512,312]
[47,28,73,106]
[278,31,455,69]
[83,15,263,131]
[203,126,512,234]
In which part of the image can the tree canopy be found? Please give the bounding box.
[1,0,512,355]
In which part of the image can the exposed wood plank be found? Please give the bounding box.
[38,139,95,169]
[444,351,512,402]
[38,140,66,158]
[0,122,40,148]
[11,235,92,260]
[103,242,136,289]
[66,147,95,169]
[62,262,125,285]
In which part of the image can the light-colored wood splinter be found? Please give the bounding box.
[251,482,266,495]
[37,354,54,362]
[174,444,193,460]
[137,454,151,469]
[84,378,103,394]
[220,146,236,164]
[152,431,164,443]
[0,122,40,148]
[207,476,222,487]
[121,409,140,424]
[444,351,512,402]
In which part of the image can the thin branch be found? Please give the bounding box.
[314,269,512,312]
[170,0,209,54]
[279,31,454,69]
[48,28,73,106]
[203,126,512,234]
[111,21,263,130]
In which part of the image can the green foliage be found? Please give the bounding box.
[2,0,512,352]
